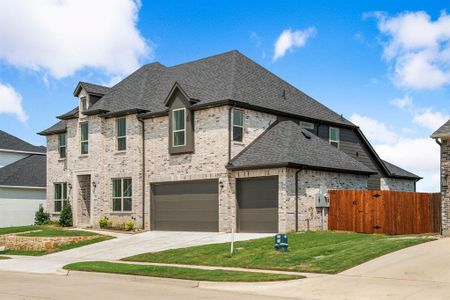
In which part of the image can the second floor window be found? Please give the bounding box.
[329,127,340,148]
[54,182,67,212]
[58,133,66,158]
[233,109,244,142]
[117,117,126,151]
[112,178,132,212]
[172,108,186,147]
[80,122,89,154]
[80,97,88,112]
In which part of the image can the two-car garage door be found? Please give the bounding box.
[150,176,279,233]
[151,180,219,232]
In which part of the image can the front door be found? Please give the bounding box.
[78,175,91,226]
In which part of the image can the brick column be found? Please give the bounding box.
[442,139,450,235]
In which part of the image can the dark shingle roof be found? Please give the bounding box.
[74,82,111,97]
[38,120,67,136]
[227,119,375,174]
[86,51,354,126]
[0,155,46,187]
[382,160,421,180]
[0,130,46,153]
[431,119,450,138]
[57,107,79,120]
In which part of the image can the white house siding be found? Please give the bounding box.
[0,187,46,227]
[0,151,28,168]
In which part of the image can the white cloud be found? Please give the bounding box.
[413,108,449,130]
[0,82,27,122]
[375,138,440,192]
[0,0,151,79]
[373,11,450,89]
[273,27,316,61]
[350,114,398,144]
[390,95,412,109]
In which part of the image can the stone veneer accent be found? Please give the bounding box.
[441,139,450,235]
[4,235,102,251]
[380,177,416,192]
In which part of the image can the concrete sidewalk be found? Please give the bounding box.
[201,238,450,300]
[0,230,270,274]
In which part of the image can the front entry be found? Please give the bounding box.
[237,176,279,233]
[77,175,91,226]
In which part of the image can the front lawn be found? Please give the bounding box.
[0,256,10,260]
[17,228,97,237]
[0,225,45,235]
[124,231,435,274]
[64,261,304,282]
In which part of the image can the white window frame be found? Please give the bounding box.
[232,108,244,142]
[329,127,340,148]
[58,133,66,159]
[80,121,89,154]
[54,182,67,213]
[80,97,88,112]
[300,121,314,130]
[172,108,186,147]
[117,117,127,151]
[112,178,132,212]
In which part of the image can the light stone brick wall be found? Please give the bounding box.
[441,139,450,235]
[380,177,416,192]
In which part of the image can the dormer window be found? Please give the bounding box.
[329,127,339,148]
[80,97,88,112]
[172,108,186,147]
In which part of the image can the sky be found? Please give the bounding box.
[0,0,448,192]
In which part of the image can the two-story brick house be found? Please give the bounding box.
[39,50,420,233]
[432,119,450,235]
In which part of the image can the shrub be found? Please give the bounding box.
[35,204,50,225]
[59,201,73,227]
[125,220,135,231]
[99,216,109,228]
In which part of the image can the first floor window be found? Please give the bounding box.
[54,183,68,212]
[232,109,244,142]
[80,122,89,154]
[117,117,126,151]
[112,178,132,212]
[172,108,186,147]
[58,133,66,158]
[329,127,340,148]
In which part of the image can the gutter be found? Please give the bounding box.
[0,185,46,190]
[137,116,146,230]
[0,149,46,155]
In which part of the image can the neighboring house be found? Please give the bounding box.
[0,130,46,227]
[432,119,450,235]
[39,50,420,233]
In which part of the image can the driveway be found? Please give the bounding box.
[201,237,450,300]
[0,230,270,274]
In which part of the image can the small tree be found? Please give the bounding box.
[59,201,73,227]
[35,204,50,225]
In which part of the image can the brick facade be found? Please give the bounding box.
[380,177,416,192]
[441,139,450,235]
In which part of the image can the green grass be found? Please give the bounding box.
[0,225,45,235]
[0,256,10,260]
[63,261,304,282]
[18,228,97,237]
[124,231,435,274]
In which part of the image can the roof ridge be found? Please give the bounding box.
[167,50,240,69]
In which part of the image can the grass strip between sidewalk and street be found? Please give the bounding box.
[124,231,435,274]
[63,261,305,282]
[0,256,10,260]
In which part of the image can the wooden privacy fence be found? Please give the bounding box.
[328,190,441,235]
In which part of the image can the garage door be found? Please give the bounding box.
[151,180,219,232]
[237,176,278,233]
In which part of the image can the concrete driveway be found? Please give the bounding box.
[0,230,270,274]
[202,237,450,300]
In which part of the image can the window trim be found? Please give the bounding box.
[329,127,340,148]
[80,121,89,155]
[58,133,66,159]
[172,108,186,147]
[112,178,132,212]
[80,96,88,112]
[232,108,244,142]
[116,117,127,151]
[54,182,68,213]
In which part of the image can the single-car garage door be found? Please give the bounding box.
[237,176,278,233]
[151,180,219,232]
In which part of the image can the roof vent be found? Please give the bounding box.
[282,89,286,99]
[302,131,311,139]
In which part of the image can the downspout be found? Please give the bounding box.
[295,169,302,232]
[138,116,146,230]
